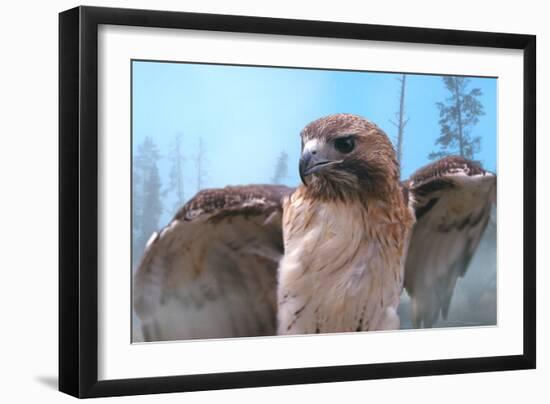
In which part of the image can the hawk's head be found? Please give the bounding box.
[299,113,399,201]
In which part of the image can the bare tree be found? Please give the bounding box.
[167,133,186,210]
[389,74,409,170]
[195,137,208,192]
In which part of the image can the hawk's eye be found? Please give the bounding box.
[334,136,355,154]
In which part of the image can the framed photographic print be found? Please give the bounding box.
[59,5,536,398]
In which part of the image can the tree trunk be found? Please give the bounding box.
[454,77,465,157]
[396,74,407,166]
[175,135,184,204]
[196,137,205,192]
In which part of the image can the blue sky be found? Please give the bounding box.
[132,60,497,223]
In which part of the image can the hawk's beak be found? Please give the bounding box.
[299,151,341,185]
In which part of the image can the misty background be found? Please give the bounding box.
[132,60,497,329]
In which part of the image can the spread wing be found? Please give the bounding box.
[403,156,496,328]
[133,184,293,342]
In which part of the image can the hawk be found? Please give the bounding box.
[134,113,496,341]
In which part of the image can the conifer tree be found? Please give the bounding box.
[430,76,484,160]
[132,136,163,265]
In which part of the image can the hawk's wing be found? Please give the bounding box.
[403,156,496,328]
[133,185,293,342]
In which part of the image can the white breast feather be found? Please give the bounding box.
[277,196,410,335]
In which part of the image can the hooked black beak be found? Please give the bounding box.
[299,151,340,185]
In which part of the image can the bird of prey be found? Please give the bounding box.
[133,113,496,342]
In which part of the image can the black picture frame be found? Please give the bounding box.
[59,5,536,398]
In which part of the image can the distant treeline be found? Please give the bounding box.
[131,133,289,267]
